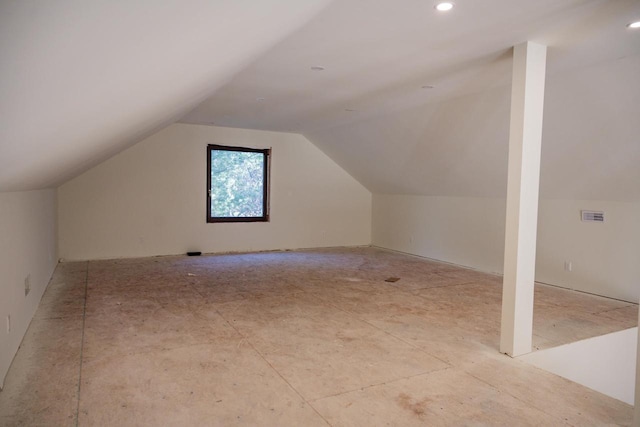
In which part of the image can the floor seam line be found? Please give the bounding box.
[308,366,453,403]
[536,281,637,305]
[87,340,231,360]
[592,305,636,316]
[359,317,452,366]
[214,309,333,427]
[464,368,570,424]
[405,281,477,292]
[317,297,452,367]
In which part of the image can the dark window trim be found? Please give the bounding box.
[206,144,271,223]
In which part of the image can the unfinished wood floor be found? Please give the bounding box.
[0,247,636,426]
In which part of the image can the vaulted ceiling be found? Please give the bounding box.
[0,0,332,191]
[2,0,639,200]
[182,0,639,133]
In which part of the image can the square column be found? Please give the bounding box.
[500,41,547,357]
[634,304,640,426]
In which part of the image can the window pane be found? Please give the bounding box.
[210,150,264,218]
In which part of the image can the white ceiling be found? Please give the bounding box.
[2,0,639,200]
[180,0,640,201]
[180,0,640,133]
[306,54,640,200]
[0,0,333,191]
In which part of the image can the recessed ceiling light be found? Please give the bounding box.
[256,97,266,102]
[628,21,640,29]
[421,85,434,89]
[435,2,454,12]
[311,66,325,71]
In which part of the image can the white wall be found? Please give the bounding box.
[58,123,371,260]
[0,189,58,388]
[372,195,506,274]
[536,199,640,302]
[372,195,640,303]
[520,327,637,405]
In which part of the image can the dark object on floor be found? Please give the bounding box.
[385,277,401,282]
[187,251,202,256]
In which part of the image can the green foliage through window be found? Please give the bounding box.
[207,145,270,222]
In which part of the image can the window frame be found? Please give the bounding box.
[206,144,271,223]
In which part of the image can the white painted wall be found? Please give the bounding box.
[372,195,506,274]
[0,189,58,388]
[58,124,371,260]
[520,327,637,405]
[536,199,640,302]
[372,195,639,303]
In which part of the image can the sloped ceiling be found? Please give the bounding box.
[181,0,640,201]
[306,55,640,201]
[0,0,333,191]
[3,0,639,200]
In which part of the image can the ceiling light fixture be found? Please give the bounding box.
[256,97,266,102]
[421,85,434,89]
[344,108,357,112]
[311,66,325,71]
[627,21,640,29]
[435,2,454,12]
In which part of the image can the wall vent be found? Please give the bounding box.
[581,210,604,222]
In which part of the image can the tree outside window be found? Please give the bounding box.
[207,145,270,223]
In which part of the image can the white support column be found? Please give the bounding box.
[634,303,640,426]
[500,41,547,357]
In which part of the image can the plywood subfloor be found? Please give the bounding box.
[0,247,636,426]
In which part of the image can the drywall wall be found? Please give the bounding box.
[372,195,506,275]
[520,327,637,405]
[536,199,640,302]
[372,195,640,302]
[0,189,58,388]
[58,124,371,260]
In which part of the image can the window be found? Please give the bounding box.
[207,144,271,223]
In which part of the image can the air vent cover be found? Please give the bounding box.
[581,210,604,222]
